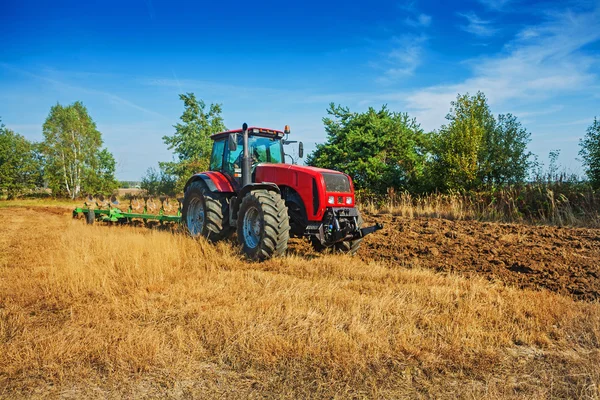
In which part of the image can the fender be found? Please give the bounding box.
[238,182,280,198]
[183,171,234,193]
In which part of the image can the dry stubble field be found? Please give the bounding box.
[1,203,599,399]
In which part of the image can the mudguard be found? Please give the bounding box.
[183,171,234,193]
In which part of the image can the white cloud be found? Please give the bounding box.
[476,0,511,11]
[0,63,166,119]
[376,35,427,82]
[405,13,432,28]
[401,8,600,130]
[457,12,497,37]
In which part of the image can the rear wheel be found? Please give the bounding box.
[237,190,290,261]
[182,181,232,242]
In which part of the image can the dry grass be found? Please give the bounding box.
[0,198,79,209]
[361,185,600,228]
[1,205,599,399]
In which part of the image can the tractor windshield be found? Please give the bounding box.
[227,135,284,166]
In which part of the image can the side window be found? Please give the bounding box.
[224,135,243,176]
[210,140,225,171]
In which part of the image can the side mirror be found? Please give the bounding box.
[299,142,304,158]
[228,133,238,151]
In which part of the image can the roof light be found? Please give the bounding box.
[284,125,290,134]
[252,128,259,133]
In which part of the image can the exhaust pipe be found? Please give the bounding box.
[241,122,252,187]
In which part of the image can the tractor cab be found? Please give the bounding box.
[209,126,302,186]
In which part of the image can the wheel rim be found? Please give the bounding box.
[186,197,205,236]
[242,206,261,249]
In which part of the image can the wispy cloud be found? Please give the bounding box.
[399,7,600,130]
[405,13,432,28]
[0,63,166,119]
[477,0,512,11]
[374,35,427,82]
[457,12,497,37]
[540,118,595,127]
[145,0,155,20]
[407,10,600,130]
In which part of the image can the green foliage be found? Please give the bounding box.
[160,93,226,192]
[306,104,428,194]
[579,117,600,189]
[141,167,177,196]
[432,92,493,190]
[42,102,115,198]
[482,113,531,185]
[431,92,531,191]
[84,148,119,194]
[0,119,43,199]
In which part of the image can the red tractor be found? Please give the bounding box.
[181,123,382,260]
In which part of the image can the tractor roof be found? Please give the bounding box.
[210,127,285,141]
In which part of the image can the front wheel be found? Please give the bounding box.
[237,190,290,261]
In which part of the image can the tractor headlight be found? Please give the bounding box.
[345,197,352,205]
[328,196,335,205]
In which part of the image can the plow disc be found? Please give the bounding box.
[73,195,183,224]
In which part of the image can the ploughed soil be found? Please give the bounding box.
[358,213,600,302]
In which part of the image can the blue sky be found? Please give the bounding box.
[1,0,599,180]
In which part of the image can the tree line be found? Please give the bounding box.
[0,101,117,199]
[2,92,599,199]
[142,91,600,197]
[309,92,600,194]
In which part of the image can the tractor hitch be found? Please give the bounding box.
[356,223,384,239]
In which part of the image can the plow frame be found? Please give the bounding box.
[72,198,182,224]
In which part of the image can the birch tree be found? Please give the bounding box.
[42,102,103,198]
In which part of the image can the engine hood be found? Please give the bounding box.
[254,163,353,194]
[255,163,347,176]
[253,163,355,221]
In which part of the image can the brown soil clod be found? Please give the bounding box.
[360,213,600,302]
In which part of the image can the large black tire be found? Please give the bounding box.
[310,211,363,256]
[237,190,290,261]
[182,180,233,242]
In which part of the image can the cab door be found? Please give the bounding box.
[222,136,243,187]
[210,139,226,171]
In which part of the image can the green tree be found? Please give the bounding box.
[42,101,116,198]
[431,92,494,190]
[84,148,118,194]
[160,93,226,191]
[481,113,531,185]
[579,117,600,188]
[0,119,43,199]
[141,167,177,196]
[307,104,427,194]
[431,92,531,191]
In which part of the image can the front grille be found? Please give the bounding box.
[322,173,350,192]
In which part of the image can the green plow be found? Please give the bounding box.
[73,195,182,225]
